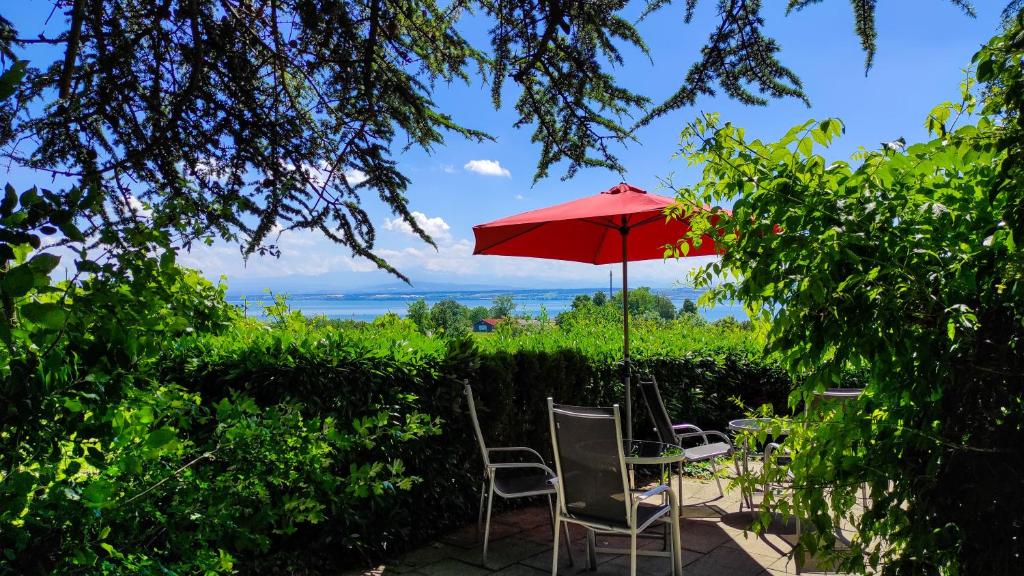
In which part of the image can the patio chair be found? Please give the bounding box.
[547,400,681,576]
[638,376,739,499]
[464,384,572,566]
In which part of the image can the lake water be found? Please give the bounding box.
[226,287,745,322]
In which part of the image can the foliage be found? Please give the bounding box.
[561,287,693,323]
[0,249,833,575]
[429,298,470,337]
[489,294,517,318]
[0,1,989,278]
[465,305,488,324]
[680,298,698,315]
[571,293,592,310]
[406,297,432,333]
[667,13,1024,574]
[158,310,799,568]
[612,286,677,320]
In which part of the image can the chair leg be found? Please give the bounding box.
[629,530,638,576]
[794,512,802,575]
[483,476,495,565]
[477,480,486,535]
[732,451,745,511]
[550,513,562,576]
[547,494,574,566]
[711,458,724,498]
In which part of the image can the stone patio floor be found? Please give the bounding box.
[344,474,854,576]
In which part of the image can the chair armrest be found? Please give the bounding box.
[675,429,734,448]
[488,462,556,476]
[633,484,671,502]
[764,442,789,461]
[488,446,546,464]
[672,424,703,434]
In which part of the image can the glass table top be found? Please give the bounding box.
[623,439,686,464]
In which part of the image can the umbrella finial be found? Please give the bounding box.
[603,183,646,195]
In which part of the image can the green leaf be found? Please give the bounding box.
[82,479,113,507]
[0,264,35,297]
[0,61,27,101]
[976,58,994,82]
[145,427,177,451]
[21,302,67,329]
[59,220,85,242]
[0,184,17,215]
[28,253,61,274]
[797,136,813,158]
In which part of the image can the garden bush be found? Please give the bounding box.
[155,307,806,570]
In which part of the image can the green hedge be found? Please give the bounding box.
[158,314,795,569]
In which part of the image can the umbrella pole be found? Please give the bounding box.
[621,223,631,442]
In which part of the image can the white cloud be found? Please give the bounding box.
[514,194,525,200]
[278,162,368,189]
[464,159,511,178]
[384,211,452,242]
[192,157,228,184]
[125,195,153,219]
[344,168,368,185]
[440,164,456,174]
[178,227,379,280]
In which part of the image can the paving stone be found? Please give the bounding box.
[601,547,705,575]
[416,558,492,576]
[442,520,523,549]
[490,564,547,576]
[680,504,726,519]
[677,519,733,554]
[472,537,549,571]
[499,507,556,530]
[769,550,843,575]
[518,522,585,546]
[721,532,797,558]
[518,548,579,573]
[397,542,464,568]
[682,544,778,576]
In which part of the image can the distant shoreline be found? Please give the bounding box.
[226,287,745,322]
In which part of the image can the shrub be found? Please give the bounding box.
[155,314,809,570]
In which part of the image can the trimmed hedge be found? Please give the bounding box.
[159,316,795,570]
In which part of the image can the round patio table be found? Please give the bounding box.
[623,439,686,466]
[728,418,790,510]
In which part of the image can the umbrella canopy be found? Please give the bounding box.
[473,182,724,441]
[473,183,721,263]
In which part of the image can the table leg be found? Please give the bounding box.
[741,439,754,511]
[586,529,597,570]
[669,486,683,575]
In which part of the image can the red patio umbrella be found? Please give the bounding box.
[472,183,723,440]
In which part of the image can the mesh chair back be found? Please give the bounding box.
[464,384,490,466]
[639,378,677,445]
[548,401,630,526]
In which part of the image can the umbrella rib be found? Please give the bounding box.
[592,226,611,264]
[473,222,549,254]
[580,217,619,230]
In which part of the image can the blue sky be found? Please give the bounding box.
[2,1,1009,293]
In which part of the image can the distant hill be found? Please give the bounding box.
[357,280,535,293]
